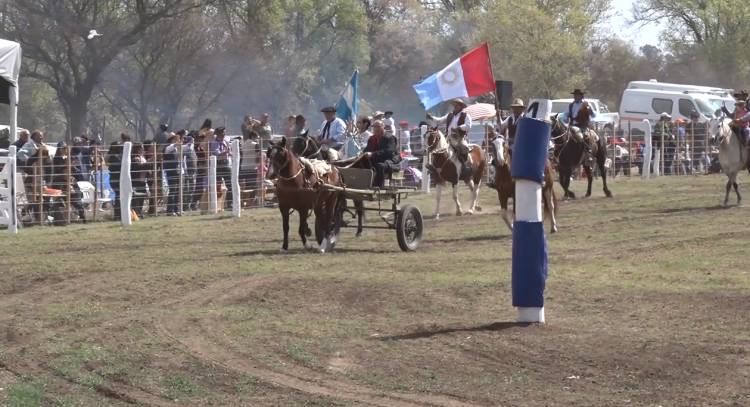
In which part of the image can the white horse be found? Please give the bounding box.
[711,117,747,206]
[425,129,485,219]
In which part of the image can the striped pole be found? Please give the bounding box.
[510,118,550,323]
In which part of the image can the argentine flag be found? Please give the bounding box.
[336,70,359,122]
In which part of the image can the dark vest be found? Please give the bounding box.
[507,114,523,142]
[569,100,591,128]
[445,112,467,136]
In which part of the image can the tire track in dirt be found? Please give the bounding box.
[152,275,480,407]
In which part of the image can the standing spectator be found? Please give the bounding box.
[240,130,260,203]
[253,113,273,146]
[688,111,709,173]
[194,131,209,210]
[284,115,296,137]
[107,141,123,214]
[51,141,86,223]
[241,115,253,140]
[163,134,182,215]
[131,143,150,218]
[211,127,232,209]
[154,124,170,148]
[398,120,411,155]
[183,133,198,211]
[383,111,396,135]
[12,129,29,150]
[653,113,674,175]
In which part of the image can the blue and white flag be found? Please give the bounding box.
[336,70,359,122]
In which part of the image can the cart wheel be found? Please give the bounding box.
[396,204,423,252]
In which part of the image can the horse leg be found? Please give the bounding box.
[434,183,442,220]
[585,166,593,198]
[561,167,575,199]
[280,207,290,252]
[724,177,732,207]
[544,187,558,234]
[452,183,463,216]
[355,200,364,238]
[500,194,513,232]
[465,180,477,215]
[299,209,312,250]
[600,154,613,198]
[735,181,742,206]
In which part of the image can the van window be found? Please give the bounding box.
[551,102,568,114]
[678,99,697,117]
[652,98,673,115]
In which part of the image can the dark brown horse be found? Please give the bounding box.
[266,137,341,252]
[551,109,613,199]
[488,137,558,233]
[425,128,485,218]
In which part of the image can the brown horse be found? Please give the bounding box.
[550,109,612,199]
[425,128,485,218]
[266,137,341,252]
[489,136,558,233]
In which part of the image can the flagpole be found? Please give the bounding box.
[486,42,498,184]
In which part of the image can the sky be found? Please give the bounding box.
[610,0,664,48]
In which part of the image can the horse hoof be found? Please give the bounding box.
[280,248,289,253]
[455,211,463,217]
[551,226,558,234]
[605,191,613,198]
[475,206,483,211]
[434,214,440,220]
[465,210,474,216]
[355,231,363,238]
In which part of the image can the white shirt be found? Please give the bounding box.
[383,117,396,134]
[399,129,411,152]
[318,117,346,143]
[433,111,473,138]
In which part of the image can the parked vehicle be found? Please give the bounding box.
[626,80,733,99]
[618,88,733,133]
[527,98,619,131]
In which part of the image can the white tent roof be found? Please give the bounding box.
[0,39,22,88]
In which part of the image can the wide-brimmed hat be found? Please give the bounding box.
[736,100,747,106]
[320,106,336,113]
[511,98,525,108]
[398,120,409,127]
[571,89,585,95]
[385,111,394,115]
[660,112,671,119]
[373,110,385,117]
[449,98,467,107]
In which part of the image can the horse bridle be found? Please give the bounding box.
[426,129,448,154]
[293,136,322,158]
[271,146,304,181]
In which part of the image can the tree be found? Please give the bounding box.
[0,0,205,140]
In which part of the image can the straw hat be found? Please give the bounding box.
[511,98,525,108]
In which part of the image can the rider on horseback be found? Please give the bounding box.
[568,89,595,163]
[721,99,750,168]
[498,98,526,147]
[426,98,473,177]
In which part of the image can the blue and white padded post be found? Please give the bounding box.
[510,118,550,323]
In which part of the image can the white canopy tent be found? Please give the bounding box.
[0,39,22,143]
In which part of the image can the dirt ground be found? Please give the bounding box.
[1,175,748,406]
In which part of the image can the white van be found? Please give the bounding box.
[626,80,734,99]
[618,88,733,132]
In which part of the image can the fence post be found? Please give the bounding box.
[642,119,652,179]
[36,154,43,225]
[178,142,184,214]
[660,122,665,176]
[151,142,158,216]
[420,125,430,193]
[259,139,265,208]
[627,121,632,177]
[93,148,99,222]
[209,155,217,214]
[7,146,18,234]
[231,139,241,217]
[66,150,72,224]
[120,142,133,226]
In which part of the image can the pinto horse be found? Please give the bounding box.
[266,137,342,252]
[711,117,747,206]
[550,112,613,199]
[489,137,559,233]
[425,128,485,218]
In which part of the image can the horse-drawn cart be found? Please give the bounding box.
[319,167,424,252]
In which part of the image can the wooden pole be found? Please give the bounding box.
[37,154,43,225]
[690,121,695,174]
[627,121,632,177]
[660,122,665,176]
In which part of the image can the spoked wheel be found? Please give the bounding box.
[396,204,423,252]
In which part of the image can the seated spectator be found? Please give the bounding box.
[363,120,401,187]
